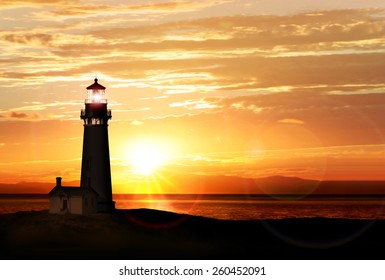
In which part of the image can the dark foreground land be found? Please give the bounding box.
[0,209,384,259]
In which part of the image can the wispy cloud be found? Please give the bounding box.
[0,0,75,8]
[278,119,305,125]
[1,9,384,96]
[169,99,220,110]
[0,101,82,121]
[46,1,232,18]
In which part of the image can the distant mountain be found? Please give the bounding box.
[316,180,385,195]
[250,176,385,195]
[148,173,385,195]
[251,175,321,195]
[1,175,385,194]
[0,180,79,194]
[0,182,52,194]
[255,175,317,184]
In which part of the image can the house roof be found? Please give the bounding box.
[49,186,99,197]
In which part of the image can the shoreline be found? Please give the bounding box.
[0,209,385,260]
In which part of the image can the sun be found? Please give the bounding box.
[127,143,166,176]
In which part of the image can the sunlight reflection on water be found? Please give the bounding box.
[114,195,385,220]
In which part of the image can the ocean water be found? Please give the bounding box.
[1,194,385,220]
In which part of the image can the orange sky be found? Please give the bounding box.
[1,1,385,193]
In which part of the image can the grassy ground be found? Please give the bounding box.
[0,209,383,259]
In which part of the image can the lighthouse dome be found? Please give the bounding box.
[86,78,106,90]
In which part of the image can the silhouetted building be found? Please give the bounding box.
[49,78,115,214]
[49,177,98,214]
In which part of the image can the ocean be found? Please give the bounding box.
[1,194,385,220]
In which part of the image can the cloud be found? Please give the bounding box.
[131,120,143,126]
[1,33,54,46]
[0,7,385,137]
[10,112,40,120]
[86,9,385,50]
[1,8,385,95]
[0,101,83,121]
[278,119,305,125]
[4,101,81,112]
[33,0,232,19]
[169,99,220,110]
[0,0,75,8]
[10,112,29,119]
[130,89,385,150]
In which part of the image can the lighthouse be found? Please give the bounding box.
[79,78,115,212]
[49,78,115,214]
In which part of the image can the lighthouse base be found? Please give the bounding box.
[97,200,116,212]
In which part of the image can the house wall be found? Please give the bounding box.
[49,196,61,214]
[49,192,98,215]
[50,195,72,214]
[71,196,83,214]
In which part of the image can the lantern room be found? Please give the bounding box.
[85,78,107,104]
[81,78,111,125]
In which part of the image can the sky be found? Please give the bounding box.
[1,0,385,193]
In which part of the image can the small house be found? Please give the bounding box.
[49,177,98,215]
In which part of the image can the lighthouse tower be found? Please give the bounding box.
[80,78,115,212]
